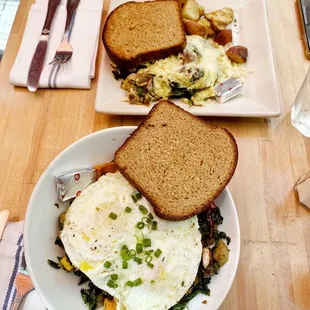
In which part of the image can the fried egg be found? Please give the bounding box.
[61,172,202,310]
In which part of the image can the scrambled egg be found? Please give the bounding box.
[121,35,246,106]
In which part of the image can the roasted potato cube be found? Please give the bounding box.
[205,7,234,31]
[104,298,117,310]
[59,256,75,272]
[182,0,200,21]
[226,45,248,63]
[214,29,232,46]
[197,17,215,36]
[184,20,207,36]
[213,240,229,267]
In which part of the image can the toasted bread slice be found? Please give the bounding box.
[102,1,186,69]
[114,100,238,220]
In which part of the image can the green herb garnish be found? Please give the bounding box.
[154,249,162,258]
[147,262,154,269]
[136,243,143,254]
[151,221,158,230]
[104,261,112,269]
[109,212,117,220]
[139,205,148,215]
[125,207,132,213]
[134,257,142,264]
[134,278,142,286]
[137,222,145,229]
[131,192,142,203]
[143,238,151,247]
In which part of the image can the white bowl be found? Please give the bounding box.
[24,126,240,310]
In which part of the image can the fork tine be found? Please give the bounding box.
[49,55,60,65]
[60,54,72,64]
[49,56,58,65]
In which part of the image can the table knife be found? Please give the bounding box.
[0,210,10,241]
[27,0,61,92]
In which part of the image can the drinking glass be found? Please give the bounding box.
[291,66,310,137]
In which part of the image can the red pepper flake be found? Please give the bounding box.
[76,191,81,196]
[74,173,80,181]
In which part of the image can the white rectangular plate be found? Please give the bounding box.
[95,0,282,117]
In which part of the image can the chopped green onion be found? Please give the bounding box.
[154,249,162,258]
[134,278,142,286]
[107,280,114,288]
[145,255,152,263]
[139,205,148,215]
[126,281,134,287]
[121,245,129,254]
[135,230,144,242]
[147,262,154,269]
[109,212,117,220]
[151,280,155,284]
[181,281,184,287]
[121,245,130,261]
[131,192,142,203]
[122,261,128,269]
[151,221,158,230]
[136,243,143,254]
[125,207,132,213]
[111,274,118,281]
[137,222,145,229]
[113,284,118,288]
[148,213,154,220]
[129,249,136,259]
[134,257,142,264]
[145,250,154,255]
[104,261,112,269]
[143,238,151,247]
[142,217,152,225]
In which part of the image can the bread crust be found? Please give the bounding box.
[102,1,186,69]
[114,100,238,221]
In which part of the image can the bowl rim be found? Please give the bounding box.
[24,126,240,310]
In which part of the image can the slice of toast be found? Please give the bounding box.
[102,0,186,69]
[114,100,238,220]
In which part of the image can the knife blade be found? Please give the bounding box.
[27,0,61,92]
[0,210,10,241]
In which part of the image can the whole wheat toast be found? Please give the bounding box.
[114,100,238,221]
[102,1,186,69]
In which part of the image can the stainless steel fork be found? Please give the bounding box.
[49,0,81,65]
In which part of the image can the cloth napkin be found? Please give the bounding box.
[9,0,103,89]
[0,221,46,310]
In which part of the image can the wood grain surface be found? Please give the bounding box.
[0,0,309,309]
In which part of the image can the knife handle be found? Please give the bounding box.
[65,0,81,33]
[41,0,61,35]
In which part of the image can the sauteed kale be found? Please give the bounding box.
[169,202,230,310]
[48,202,230,310]
[81,281,113,310]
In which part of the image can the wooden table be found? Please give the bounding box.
[0,0,310,309]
